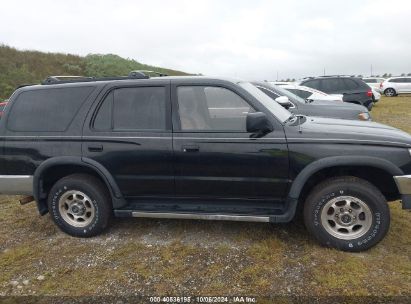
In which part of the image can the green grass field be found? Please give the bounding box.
[0,95,410,299]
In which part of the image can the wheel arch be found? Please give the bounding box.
[33,156,126,215]
[289,156,403,202]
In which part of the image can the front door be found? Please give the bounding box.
[82,83,174,198]
[171,83,289,201]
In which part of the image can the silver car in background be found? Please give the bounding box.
[380,77,411,97]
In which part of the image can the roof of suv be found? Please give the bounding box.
[14,76,243,93]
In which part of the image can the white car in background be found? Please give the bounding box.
[280,84,344,102]
[362,77,385,93]
[380,77,411,97]
[371,87,381,102]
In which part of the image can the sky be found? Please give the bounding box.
[1,0,410,80]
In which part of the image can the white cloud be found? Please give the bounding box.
[0,0,410,79]
[304,18,334,31]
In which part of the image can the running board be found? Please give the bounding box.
[119,211,270,222]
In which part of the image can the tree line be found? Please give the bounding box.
[0,44,189,100]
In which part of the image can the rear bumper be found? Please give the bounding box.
[0,175,33,195]
[394,175,411,209]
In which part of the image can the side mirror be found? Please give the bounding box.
[246,112,273,137]
[275,96,292,109]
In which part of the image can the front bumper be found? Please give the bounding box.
[394,175,411,209]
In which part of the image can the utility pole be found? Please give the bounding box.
[371,64,373,77]
[323,68,325,76]
[276,71,279,81]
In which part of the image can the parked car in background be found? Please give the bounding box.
[299,76,374,110]
[268,81,293,86]
[280,84,343,102]
[380,77,411,97]
[0,101,8,118]
[362,77,385,93]
[253,82,371,121]
[371,87,381,103]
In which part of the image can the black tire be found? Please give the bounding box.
[304,176,390,252]
[384,88,396,97]
[48,174,112,237]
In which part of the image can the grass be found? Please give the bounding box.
[0,96,410,299]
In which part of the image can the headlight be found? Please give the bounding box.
[409,149,411,157]
[358,112,371,121]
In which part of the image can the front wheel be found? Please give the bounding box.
[48,174,112,237]
[304,176,390,252]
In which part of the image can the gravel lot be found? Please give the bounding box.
[0,96,410,302]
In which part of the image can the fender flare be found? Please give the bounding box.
[288,155,403,200]
[33,156,126,214]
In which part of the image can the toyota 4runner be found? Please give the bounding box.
[1,73,411,252]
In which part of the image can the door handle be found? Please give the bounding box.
[182,145,199,153]
[88,145,103,152]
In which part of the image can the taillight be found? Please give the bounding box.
[379,82,383,88]
[367,90,372,97]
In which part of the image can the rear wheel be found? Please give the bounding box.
[384,88,396,97]
[303,176,390,252]
[48,174,112,237]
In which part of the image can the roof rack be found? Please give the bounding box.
[300,75,358,80]
[129,70,168,77]
[41,70,156,85]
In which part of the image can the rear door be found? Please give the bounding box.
[171,81,289,201]
[391,78,407,93]
[82,81,174,198]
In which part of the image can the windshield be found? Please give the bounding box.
[238,82,292,123]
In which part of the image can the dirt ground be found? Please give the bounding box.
[0,95,410,302]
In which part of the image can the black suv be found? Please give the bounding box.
[300,76,374,111]
[2,73,411,252]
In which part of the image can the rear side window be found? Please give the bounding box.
[7,86,94,132]
[321,78,345,92]
[390,78,406,83]
[343,79,359,90]
[94,86,167,131]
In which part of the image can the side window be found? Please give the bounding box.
[303,79,321,90]
[94,91,113,130]
[343,79,359,90]
[257,87,280,100]
[391,78,406,83]
[321,79,345,92]
[177,86,254,131]
[93,86,167,131]
[8,86,94,132]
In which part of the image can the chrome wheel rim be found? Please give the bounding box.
[320,196,373,240]
[385,89,394,96]
[58,190,95,227]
